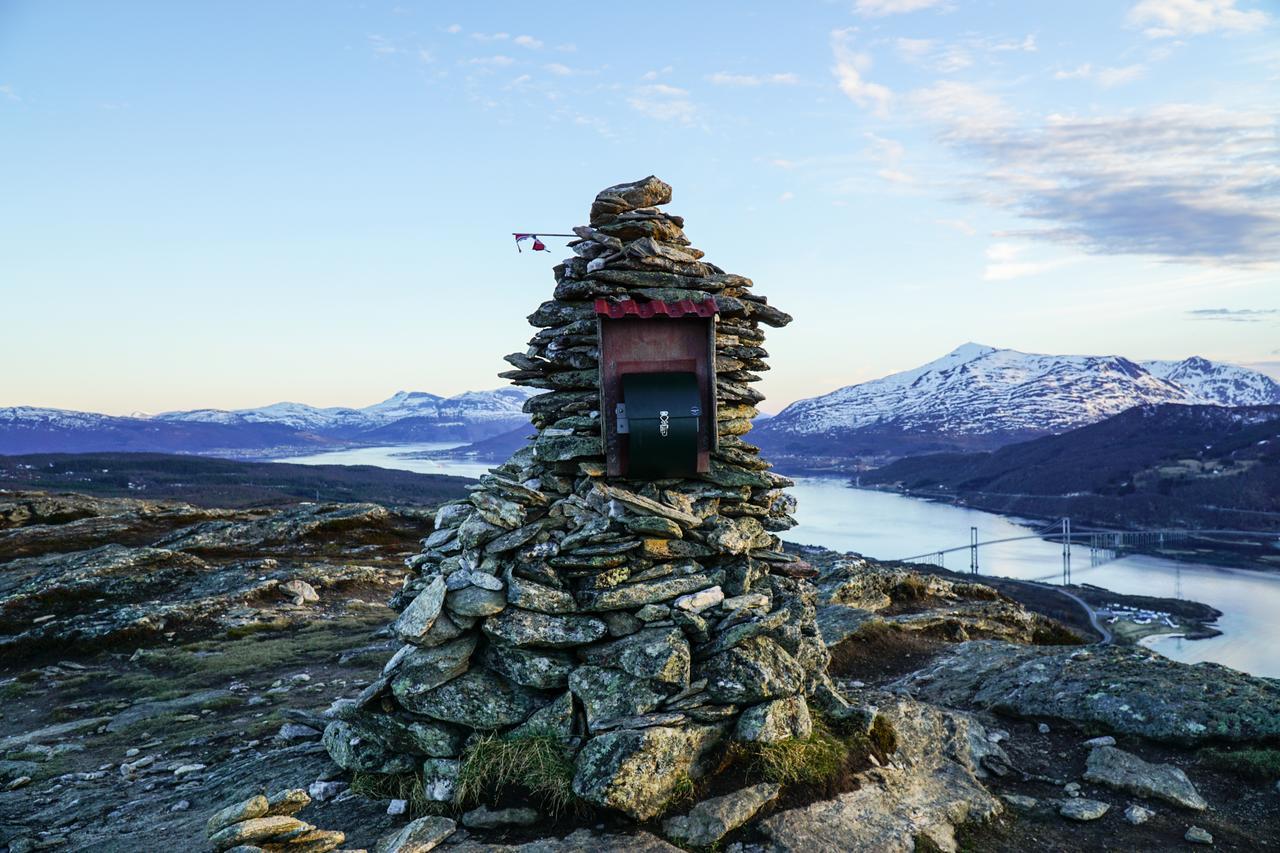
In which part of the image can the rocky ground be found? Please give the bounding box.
[2,491,1278,852]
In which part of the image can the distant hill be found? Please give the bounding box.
[0,388,533,456]
[753,344,1280,472]
[0,452,473,508]
[861,404,1280,531]
[405,424,535,464]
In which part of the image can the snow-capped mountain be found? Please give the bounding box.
[154,389,533,435]
[1142,357,1280,408]
[0,389,534,456]
[752,343,1279,470]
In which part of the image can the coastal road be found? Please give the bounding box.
[1054,586,1112,644]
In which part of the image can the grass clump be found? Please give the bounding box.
[1200,747,1280,783]
[748,717,850,786]
[350,770,438,817]
[455,730,579,816]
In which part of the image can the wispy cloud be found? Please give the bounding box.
[912,88,1280,262]
[831,29,891,115]
[1128,0,1270,37]
[1054,62,1148,87]
[513,35,543,49]
[628,84,696,123]
[445,24,461,34]
[470,32,510,42]
[367,34,398,56]
[855,0,947,17]
[468,55,514,67]
[707,72,799,86]
[544,63,573,76]
[865,132,915,183]
[1187,308,1280,321]
[982,242,1075,280]
[0,84,18,102]
[937,218,977,236]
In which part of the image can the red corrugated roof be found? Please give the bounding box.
[594,297,718,319]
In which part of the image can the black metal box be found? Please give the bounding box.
[620,371,701,479]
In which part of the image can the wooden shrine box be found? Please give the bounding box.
[595,297,719,479]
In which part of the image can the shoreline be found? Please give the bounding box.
[843,481,1280,572]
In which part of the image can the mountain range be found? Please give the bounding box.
[0,389,534,456]
[859,403,1280,533]
[751,344,1280,471]
[5,345,1277,467]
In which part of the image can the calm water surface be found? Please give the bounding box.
[789,477,1280,678]
[276,449,1280,677]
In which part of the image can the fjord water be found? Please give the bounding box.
[789,477,1280,678]
[277,447,1280,678]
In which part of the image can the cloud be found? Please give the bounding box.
[914,91,1280,262]
[470,31,510,42]
[831,29,891,115]
[468,55,514,66]
[544,63,573,76]
[417,49,433,63]
[367,34,398,55]
[895,33,1034,72]
[778,191,795,202]
[855,0,947,16]
[982,243,1074,280]
[865,132,915,183]
[513,35,543,49]
[937,218,978,236]
[1186,308,1280,321]
[1128,0,1270,37]
[0,84,17,102]
[707,72,800,86]
[628,84,697,123]
[1055,62,1148,87]
[445,24,461,34]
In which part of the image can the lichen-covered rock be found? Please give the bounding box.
[208,815,313,851]
[484,643,576,689]
[322,719,417,774]
[398,669,548,729]
[421,758,462,802]
[374,815,456,853]
[894,640,1280,744]
[572,724,725,820]
[206,794,269,836]
[1059,798,1110,821]
[1084,745,1207,810]
[393,576,447,644]
[389,636,476,703]
[663,782,780,847]
[756,695,1002,852]
[698,636,804,704]
[570,666,669,727]
[482,607,608,648]
[578,627,690,686]
[735,695,813,743]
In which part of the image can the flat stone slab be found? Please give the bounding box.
[1059,798,1110,821]
[1083,745,1207,811]
[892,640,1280,744]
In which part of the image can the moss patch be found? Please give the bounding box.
[1201,747,1280,784]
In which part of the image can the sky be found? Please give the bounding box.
[1,0,1277,416]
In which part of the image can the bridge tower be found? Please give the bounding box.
[969,526,979,574]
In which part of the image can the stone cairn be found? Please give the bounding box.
[322,176,833,822]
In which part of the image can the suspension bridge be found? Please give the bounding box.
[894,519,1278,585]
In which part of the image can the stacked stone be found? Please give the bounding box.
[322,177,830,822]
[205,788,353,852]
